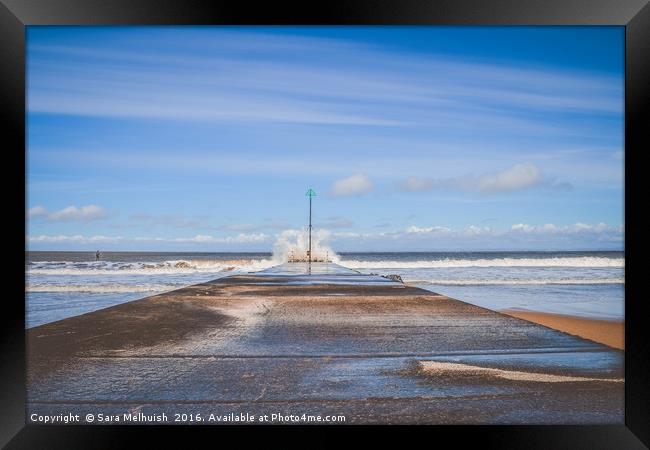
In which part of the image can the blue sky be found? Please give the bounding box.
[26,26,624,251]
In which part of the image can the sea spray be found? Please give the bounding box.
[272,229,339,263]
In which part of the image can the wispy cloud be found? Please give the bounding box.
[28,234,121,243]
[129,213,200,229]
[398,177,435,192]
[28,29,621,134]
[317,216,355,229]
[217,221,291,232]
[28,204,109,222]
[27,232,269,245]
[510,222,620,235]
[168,233,269,244]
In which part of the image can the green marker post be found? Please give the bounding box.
[306,188,316,264]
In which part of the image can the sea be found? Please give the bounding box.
[25,251,624,328]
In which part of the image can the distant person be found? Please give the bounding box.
[96,250,101,261]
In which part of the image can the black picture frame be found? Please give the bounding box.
[2,0,648,447]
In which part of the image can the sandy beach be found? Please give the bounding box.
[503,310,624,350]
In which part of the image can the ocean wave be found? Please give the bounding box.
[27,258,276,276]
[411,278,624,286]
[26,283,180,293]
[341,256,623,269]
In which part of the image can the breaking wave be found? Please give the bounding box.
[27,258,275,276]
[26,283,181,293]
[340,256,623,269]
[272,229,338,262]
[411,278,624,286]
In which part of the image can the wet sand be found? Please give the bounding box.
[26,263,624,424]
[503,310,624,350]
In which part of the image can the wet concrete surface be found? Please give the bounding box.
[27,263,623,424]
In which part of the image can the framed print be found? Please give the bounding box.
[1,0,649,448]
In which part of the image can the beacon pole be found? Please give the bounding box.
[306,188,316,274]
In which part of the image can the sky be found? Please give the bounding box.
[26,26,624,252]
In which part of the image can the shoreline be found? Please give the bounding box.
[502,309,624,350]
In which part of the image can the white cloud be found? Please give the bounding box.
[47,204,108,222]
[463,225,493,236]
[572,222,611,233]
[406,225,451,234]
[192,234,216,242]
[397,163,564,195]
[511,223,557,233]
[26,221,623,251]
[332,221,622,244]
[471,163,542,193]
[397,177,434,192]
[404,225,495,237]
[28,234,121,243]
[223,233,268,243]
[510,222,621,235]
[27,205,48,218]
[330,174,374,197]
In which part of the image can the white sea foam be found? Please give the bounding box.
[410,278,624,286]
[27,258,275,276]
[340,257,623,269]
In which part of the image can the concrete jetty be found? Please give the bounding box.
[27,263,623,424]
